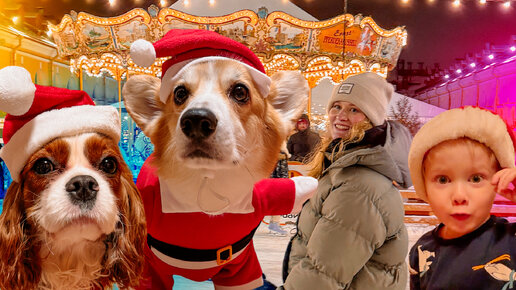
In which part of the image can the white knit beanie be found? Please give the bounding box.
[408,106,516,202]
[327,72,393,126]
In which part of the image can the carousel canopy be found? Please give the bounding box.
[48,5,407,88]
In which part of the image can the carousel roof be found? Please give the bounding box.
[170,0,318,21]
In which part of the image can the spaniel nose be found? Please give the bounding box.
[66,175,99,204]
[180,108,218,140]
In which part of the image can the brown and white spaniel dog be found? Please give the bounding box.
[0,132,146,289]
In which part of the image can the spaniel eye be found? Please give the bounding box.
[229,84,249,104]
[99,157,117,174]
[33,158,54,175]
[174,85,189,105]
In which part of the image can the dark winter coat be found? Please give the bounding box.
[287,129,321,163]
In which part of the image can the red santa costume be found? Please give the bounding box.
[129,30,317,289]
[137,157,301,289]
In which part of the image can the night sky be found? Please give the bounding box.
[16,0,516,70]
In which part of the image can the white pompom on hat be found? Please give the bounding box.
[327,72,393,126]
[130,39,157,68]
[408,106,516,202]
[0,66,121,182]
[0,66,36,116]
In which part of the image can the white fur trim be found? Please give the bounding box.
[0,105,121,182]
[0,66,36,116]
[408,106,515,202]
[159,56,271,104]
[130,39,156,67]
[291,176,318,213]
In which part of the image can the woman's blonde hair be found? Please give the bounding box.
[306,119,373,178]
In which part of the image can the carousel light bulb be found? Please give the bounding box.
[452,0,460,7]
[469,63,476,68]
[479,0,486,4]
[184,0,189,5]
[209,0,215,5]
[456,69,462,74]
[488,54,494,60]
[109,0,115,6]
[445,74,450,79]
[503,1,511,8]
[46,29,52,37]
[12,16,19,24]
[160,0,167,6]
[511,46,516,52]
[401,0,409,4]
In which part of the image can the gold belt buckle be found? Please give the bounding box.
[216,245,233,266]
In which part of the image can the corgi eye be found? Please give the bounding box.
[33,158,54,175]
[229,84,249,104]
[174,85,189,105]
[99,157,117,174]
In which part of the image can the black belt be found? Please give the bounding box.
[147,224,259,266]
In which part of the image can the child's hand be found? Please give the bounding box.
[491,168,516,203]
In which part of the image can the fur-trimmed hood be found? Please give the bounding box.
[323,120,413,188]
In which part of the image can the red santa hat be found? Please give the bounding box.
[0,66,121,182]
[129,29,271,103]
[408,106,516,202]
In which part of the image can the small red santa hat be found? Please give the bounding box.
[129,29,271,103]
[0,66,121,182]
[408,106,516,202]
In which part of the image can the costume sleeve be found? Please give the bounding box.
[409,243,421,290]
[252,178,296,216]
[283,186,387,289]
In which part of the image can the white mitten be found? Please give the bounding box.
[291,176,318,214]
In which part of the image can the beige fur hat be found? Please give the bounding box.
[408,106,516,202]
[327,72,393,126]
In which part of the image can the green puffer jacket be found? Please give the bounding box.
[283,121,412,290]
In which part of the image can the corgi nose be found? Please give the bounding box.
[66,175,99,203]
[180,108,218,140]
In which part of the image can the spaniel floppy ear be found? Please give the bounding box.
[100,169,147,288]
[0,182,41,289]
[267,71,309,135]
[122,74,163,137]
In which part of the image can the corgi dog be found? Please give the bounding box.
[123,61,310,215]
[122,28,317,289]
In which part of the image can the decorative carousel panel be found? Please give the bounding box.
[112,20,152,50]
[50,16,79,57]
[80,23,112,52]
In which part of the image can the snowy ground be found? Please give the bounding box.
[173,221,436,289]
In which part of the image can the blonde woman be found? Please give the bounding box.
[281,72,412,289]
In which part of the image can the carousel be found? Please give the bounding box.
[49,4,407,119]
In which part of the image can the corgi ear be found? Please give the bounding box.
[122,75,163,136]
[268,71,309,133]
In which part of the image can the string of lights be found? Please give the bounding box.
[398,0,514,8]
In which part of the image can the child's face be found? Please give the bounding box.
[423,140,498,239]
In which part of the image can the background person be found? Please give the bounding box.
[281,72,412,289]
[287,114,320,163]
